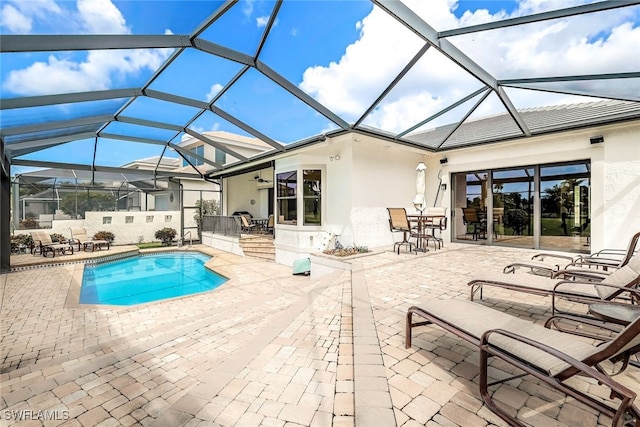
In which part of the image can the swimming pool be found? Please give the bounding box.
[80,252,227,305]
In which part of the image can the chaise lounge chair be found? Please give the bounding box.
[469,255,640,315]
[30,230,74,257]
[503,231,640,277]
[406,298,640,426]
[70,227,110,252]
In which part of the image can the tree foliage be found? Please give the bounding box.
[60,191,115,217]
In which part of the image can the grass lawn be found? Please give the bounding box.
[136,242,164,249]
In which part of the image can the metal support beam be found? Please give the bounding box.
[439,1,640,38]
[11,159,201,179]
[1,88,142,110]
[0,115,113,137]
[1,139,11,272]
[373,0,530,136]
[256,60,351,130]
[1,34,192,52]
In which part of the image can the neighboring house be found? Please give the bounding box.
[213,100,640,266]
[176,131,274,219]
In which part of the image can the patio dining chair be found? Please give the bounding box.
[387,208,416,254]
[461,207,486,240]
[240,215,257,234]
[405,299,640,426]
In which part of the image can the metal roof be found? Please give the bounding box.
[1,0,639,180]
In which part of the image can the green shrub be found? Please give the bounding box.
[11,234,33,253]
[155,227,177,246]
[50,233,66,243]
[93,231,115,243]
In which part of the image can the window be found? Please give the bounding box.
[146,215,154,223]
[303,170,321,225]
[103,216,112,224]
[277,171,297,224]
[165,215,172,222]
[215,148,226,165]
[125,216,134,224]
[182,144,204,166]
[276,169,323,226]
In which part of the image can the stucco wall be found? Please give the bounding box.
[28,211,184,245]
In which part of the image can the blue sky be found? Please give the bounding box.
[2,0,639,175]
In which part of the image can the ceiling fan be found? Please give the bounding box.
[249,175,272,183]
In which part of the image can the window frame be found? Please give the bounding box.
[275,166,324,228]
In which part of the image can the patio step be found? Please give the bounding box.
[239,235,275,261]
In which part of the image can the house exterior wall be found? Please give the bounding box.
[436,121,640,251]
[210,119,639,266]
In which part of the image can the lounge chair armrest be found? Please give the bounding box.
[553,282,640,299]
[531,253,577,264]
[551,282,640,314]
[573,257,621,268]
[544,314,625,340]
[552,268,609,281]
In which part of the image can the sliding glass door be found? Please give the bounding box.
[539,162,590,251]
[452,160,590,252]
[492,167,535,248]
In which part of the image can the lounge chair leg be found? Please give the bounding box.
[406,311,413,348]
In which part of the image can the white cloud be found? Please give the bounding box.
[2,0,172,96]
[77,0,129,34]
[256,16,269,28]
[1,4,32,33]
[299,0,640,134]
[206,83,224,101]
[1,0,63,33]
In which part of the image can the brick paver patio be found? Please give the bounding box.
[1,243,639,426]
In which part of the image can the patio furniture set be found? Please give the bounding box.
[405,231,640,426]
[239,214,274,235]
[30,227,110,257]
[387,207,447,254]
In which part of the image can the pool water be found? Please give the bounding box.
[80,253,227,305]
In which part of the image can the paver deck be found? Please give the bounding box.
[1,243,639,426]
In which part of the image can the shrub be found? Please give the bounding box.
[155,227,177,246]
[93,231,115,243]
[323,245,370,257]
[11,234,33,253]
[50,233,66,243]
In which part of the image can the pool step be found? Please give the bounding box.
[239,235,275,261]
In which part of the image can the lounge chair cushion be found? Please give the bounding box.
[597,255,640,299]
[417,300,601,376]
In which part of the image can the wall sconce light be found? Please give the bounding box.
[439,157,448,164]
[440,183,447,191]
[590,135,604,144]
[329,155,341,162]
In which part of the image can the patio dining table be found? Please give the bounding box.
[407,214,435,252]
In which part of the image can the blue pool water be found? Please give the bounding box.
[80,253,227,305]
